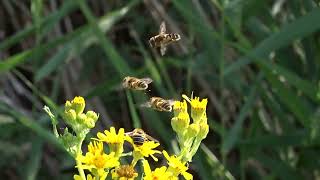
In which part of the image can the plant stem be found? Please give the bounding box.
[76,158,86,180]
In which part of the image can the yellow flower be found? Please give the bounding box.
[127,139,161,165]
[182,94,207,123]
[163,150,193,180]
[96,127,128,156]
[77,141,119,179]
[65,96,86,114]
[74,174,96,180]
[173,100,188,115]
[112,165,138,180]
[143,160,171,180]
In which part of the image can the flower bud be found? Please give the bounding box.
[190,98,207,123]
[71,96,85,114]
[198,122,209,139]
[86,111,99,123]
[63,109,77,124]
[85,117,95,128]
[77,113,87,124]
[173,100,188,116]
[186,123,199,139]
[171,112,190,134]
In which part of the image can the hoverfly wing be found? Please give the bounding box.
[140,101,152,108]
[159,21,166,34]
[140,77,153,85]
[145,134,159,143]
[160,44,167,56]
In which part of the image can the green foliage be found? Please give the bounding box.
[0,0,320,179]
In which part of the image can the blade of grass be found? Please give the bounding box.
[0,0,77,51]
[25,138,43,180]
[0,103,62,150]
[194,145,235,180]
[77,0,141,76]
[262,66,312,127]
[35,3,139,82]
[126,90,141,128]
[222,73,263,154]
[224,7,320,76]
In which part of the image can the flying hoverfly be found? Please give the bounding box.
[141,97,175,112]
[122,76,153,91]
[149,21,181,56]
[125,128,159,146]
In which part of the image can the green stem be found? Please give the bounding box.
[76,158,86,180]
[76,137,86,180]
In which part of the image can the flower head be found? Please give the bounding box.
[127,139,161,165]
[182,94,207,123]
[143,160,171,180]
[173,100,188,115]
[65,96,86,114]
[96,127,127,156]
[163,150,193,180]
[74,174,96,180]
[112,165,138,180]
[77,141,119,179]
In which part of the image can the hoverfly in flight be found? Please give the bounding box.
[149,21,181,56]
[122,76,153,91]
[141,97,175,112]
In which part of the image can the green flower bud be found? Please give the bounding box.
[85,118,95,128]
[65,100,72,111]
[198,122,209,139]
[86,111,99,123]
[186,123,200,139]
[63,109,77,125]
[77,113,87,124]
[171,112,190,134]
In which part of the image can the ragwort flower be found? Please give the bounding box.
[143,160,171,180]
[112,165,138,180]
[128,139,161,165]
[163,150,193,180]
[77,141,119,180]
[74,174,96,180]
[182,94,208,123]
[96,127,128,156]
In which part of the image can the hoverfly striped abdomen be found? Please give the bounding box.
[131,135,145,146]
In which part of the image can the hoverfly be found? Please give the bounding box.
[125,128,159,146]
[122,76,153,91]
[149,21,181,56]
[141,97,175,112]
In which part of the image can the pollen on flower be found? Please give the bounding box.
[112,165,138,180]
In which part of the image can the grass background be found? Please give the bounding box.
[0,0,320,179]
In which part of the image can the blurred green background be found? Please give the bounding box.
[1,0,320,179]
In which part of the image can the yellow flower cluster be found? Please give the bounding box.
[172,94,209,162]
[45,95,209,180]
